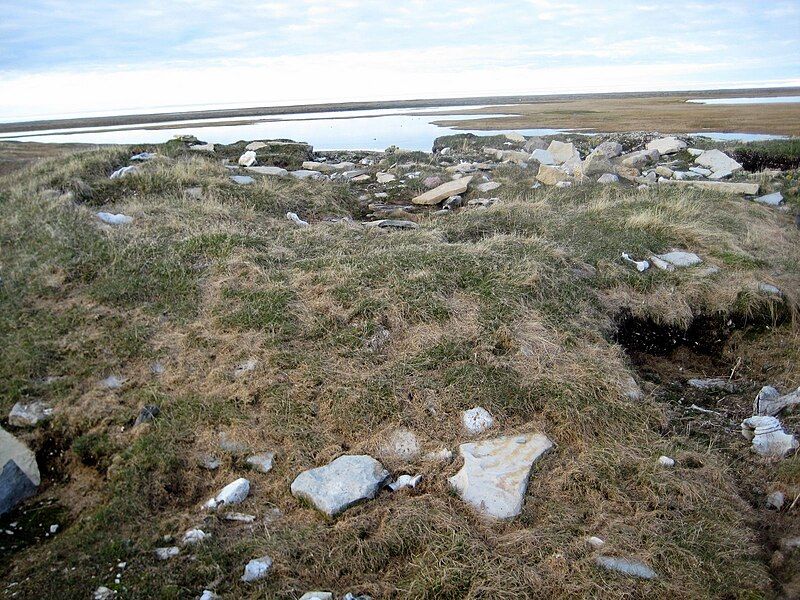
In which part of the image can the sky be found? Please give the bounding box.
[1,0,799,121]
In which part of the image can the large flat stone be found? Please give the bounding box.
[0,426,40,516]
[448,433,553,519]
[657,179,759,195]
[291,455,390,517]
[546,141,579,165]
[646,137,686,155]
[694,149,742,174]
[412,176,472,205]
[536,164,571,186]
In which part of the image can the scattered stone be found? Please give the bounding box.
[97,212,133,225]
[246,452,275,473]
[462,407,494,434]
[694,149,742,175]
[155,546,180,560]
[689,166,713,176]
[300,593,333,600]
[547,141,579,165]
[364,219,418,230]
[673,170,701,180]
[8,401,53,427]
[245,141,267,151]
[530,148,555,165]
[238,151,257,167]
[655,166,674,178]
[382,428,420,461]
[766,490,785,510]
[654,251,702,268]
[621,253,649,272]
[587,536,606,549]
[646,137,686,155]
[555,181,572,188]
[597,173,619,185]
[290,455,390,517]
[199,591,221,600]
[658,456,675,467]
[189,143,215,153]
[109,166,138,180]
[130,152,156,161]
[246,166,289,177]
[754,386,800,417]
[621,149,659,168]
[754,192,784,206]
[241,556,273,582]
[583,151,614,176]
[230,175,254,185]
[524,137,548,152]
[741,416,798,458]
[425,448,454,462]
[536,164,571,186]
[150,361,165,375]
[442,195,463,210]
[233,358,257,377]
[351,174,371,183]
[182,528,206,545]
[595,556,657,579]
[94,586,115,600]
[0,427,40,516]
[376,172,396,183]
[302,161,336,173]
[286,212,310,228]
[289,170,324,180]
[448,433,553,519]
[100,375,126,389]
[759,283,782,296]
[594,141,623,158]
[224,512,256,522]
[199,455,221,470]
[423,176,443,189]
[505,132,526,143]
[134,405,160,426]
[688,378,735,392]
[687,148,704,156]
[387,474,422,491]
[412,176,472,205]
[658,178,759,195]
[477,181,501,193]
[203,477,251,510]
[616,165,641,181]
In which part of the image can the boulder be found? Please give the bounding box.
[109,166,138,180]
[462,407,494,434]
[615,166,640,181]
[203,477,250,510]
[547,141,580,165]
[657,179,759,195]
[524,137,548,152]
[694,149,742,175]
[597,173,619,185]
[655,166,674,178]
[245,141,267,151]
[448,433,553,519]
[246,451,275,473]
[189,143,215,153]
[0,427,40,516]
[529,149,555,165]
[754,386,800,417]
[302,161,337,173]
[595,556,657,579]
[8,401,53,427]
[238,151,257,167]
[477,181,501,193]
[505,132,526,143]
[290,455,390,517]
[536,165,571,186]
[497,150,530,164]
[620,149,659,168]
[741,416,798,458]
[412,176,472,205]
[582,151,614,176]
[754,192,784,206]
[653,251,702,268]
[376,172,396,184]
[241,556,273,582]
[646,137,686,155]
[593,141,623,158]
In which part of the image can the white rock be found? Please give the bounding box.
[388,474,422,491]
[621,149,659,168]
[245,141,267,151]
[203,477,250,510]
[100,374,126,389]
[199,591,221,600]
[649,255,674,271]
[412,176,472,205]
[754,192,784,206]
[689,166,713,176]
[190,143,215,153]
[694,149,742,174]
[241,556,273,582]
[593,141,623,158]
[290,455,389,517]
[300,593,333,600]
[646,137,686,155]
[224,512,256,522]
[94,587,115,600]
[302,161,336,173]
[621,253,649,272]
[230,175,254,185]
[766,490,785,510]
[234,358,257,377]
[97,212,133,225]
[754,386,800,417]
[477,181,501,193]
[741,416,798,458]
[246,452,275,473]
[238,151,257,167]
[688,378,734,391]
[130,152,156,161]
[655,166,674,178]
[182,528,206,545]
[583,151,614,176]
[289,170,324,180]
[8,402,53,427]
[424,448,454,462]
[587,536,606,549]
[658,178,759,195]
[546,141,580,165]
[672,171,701,180]
[759,283,782,295]
[530,149,555,165]
[462,407,494,434]
[505,132,526,143]
[654,251,702,268]
[155,546,180,560]
[246,166,288,177]
[708,169,733,180]
[109,166,138,180]
[687,148,704,156]
[595,556,657,579]
[376,172,396,183]
[536,164,572,186]
[658,456,675,467]
[0,427,40,517]
[382,428,420,460]
[448,433,553,519]
[555,181,572,188]
[597,173,619,184]
[286,212,309,228]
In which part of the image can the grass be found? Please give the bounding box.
[0,140,798,599]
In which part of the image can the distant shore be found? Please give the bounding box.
[2,86,799,135]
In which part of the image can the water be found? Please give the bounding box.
[688,132,787,142]
[687,96,800,105]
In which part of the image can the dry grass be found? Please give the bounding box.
[0,143,798,599]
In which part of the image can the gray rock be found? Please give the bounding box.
[190,143,215,153]
[529,149,555,165]
[0,427,40,516]
[241,556,273,582]
[230,175,254,185]
[130,152,156,161]
[238,151,257,167]
[477,181,501,193]
[759,283,782,295]
[582,151,614,176]
[655,166,674,178]
[754,386,800,417]
[199,455,221,470]
[134,405,160,426]
[94,586,115,600]
[646,137,686,155]
[100,374,126,389]
[203,477,250,510]
[8,401,53,427]
[462,407,494,434]
[448,433,553,519]
[412,176,472,205]
[97,212,133,225]
[595,556,657,579]
[546,141,579,165]
[766,490,785,510]
[689,166,713,176]
[593,141,623,158]
[687,378,735,392]
[246,452,275,473]
[754,192,784,206]
[658,456,675,467]
[654,251,702,268]
[376,172,396,184]
[182,528,207,545]
[443,195,463,210]
[300,592,333,600]
[364,219,418,230]
[290,455,390,517]
[154,546,180,560]
[658,178,759,195]
[741,416,798,458]
[290,170,324,180]
[505,132,526,143]
[246,166,289,177]
[597,173,619,184]
[524,137,548,152]
[109,166,138,180]
[694,149,742,175]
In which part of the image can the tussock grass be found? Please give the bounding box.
[1,146,798,598]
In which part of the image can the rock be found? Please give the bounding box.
[109,165,138,180]
[689,166,713,176]
[130,152,156,161]
[184,187,203,200]
[708,169,733,180]
[190,143,215,153]
[555,181,572,188]
[653,251,702,268]
[467,197,497,208]
[649,255,673,271]
[655,166,674,178]
[351,174,371,183]
[300,593,333,600]
[546,141,579,165]
[622,375,643,401]
[342,169,368,180]
[425,448,454,462]
[97,212,133,225]
[536,164,571,186]
[759,283,782,295]
[530,149,555,165]
[289,170,324,180]
[376,172,396,184]
[182,528,206,545]
[246,452,275,473]
[290,455,390,517]
[150,361,165,375]
[597,173,619,185]
[230,175,254,185]
[233,358,257,377]
[241,556,273,582]
[616,166,640,181]
[477,181,501,193]
[673,170,701,180]
[100,374,126,389]
[225,512,256,522]
[134,405,160,426]
[524,137,548,152]
[382,428,420,460]
[594,141,623,158]
[583,151,614,176]
[245,141,267,151]
[741,416,798,458]
[203,477,250,510]
[754,192,784,206]
[94,586,115,599]
[155,546,180,560]
[646,137,686,155]
[620,149,659,168]
[412,176,472,205]
[694,149,742,175]
[0,427,40,516]
[505,132,526,143]
[497,150,530,164]
[302,161,336,173]
[587,536,606,549]
[688,378,735,392]
[766,490,785,510]
[781,537,800,550]
[423,176,443,189]
[621,253,649,272]
[199,455,220,470]
[238,151,257,167]
[462,407,494,434]
[658,456,675,467]
[8,401,53,427]
[246,166,289,177]
[754,386,800,417]
[448,433,553,519]
[658,179,759,195]
[387,474,422,491]
[364,219,418,230]
[443,195,463,210]
[447,162,477,174]
[199,591,221,600]
[595,556,657,579]
[286,212,309,228]
[687,148,704,156]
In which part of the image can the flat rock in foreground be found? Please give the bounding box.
[448,433,553,519]
[658,179,759,195]
[291,455,390,517]
[1,426,41,516]
[412,176,472,205]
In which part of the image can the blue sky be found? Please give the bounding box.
[1,0,799,119]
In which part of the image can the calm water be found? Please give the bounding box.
[687,96,800,105]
